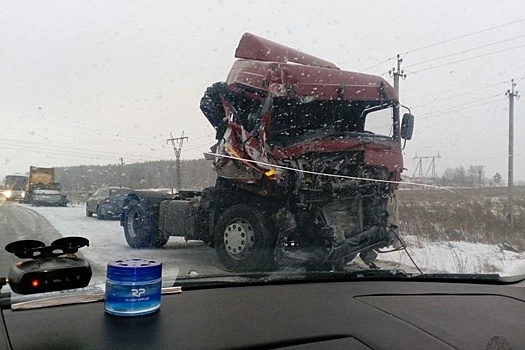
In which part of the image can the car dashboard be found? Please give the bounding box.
[1,278,524,349]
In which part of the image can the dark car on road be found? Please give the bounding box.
[86,186,133,220]
[31,189,69,207]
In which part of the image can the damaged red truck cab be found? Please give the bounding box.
[206,33,406,187]
[122,33,414,272]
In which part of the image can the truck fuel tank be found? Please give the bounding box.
[158,199,198,238]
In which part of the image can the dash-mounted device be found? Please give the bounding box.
[4,237,92,295]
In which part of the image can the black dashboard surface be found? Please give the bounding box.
[2,280,525,349]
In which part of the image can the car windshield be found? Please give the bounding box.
[109,188,132,196]
[4,176,26,191]
[0,1,524,302]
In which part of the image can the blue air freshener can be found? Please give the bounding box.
[105,258,162,316]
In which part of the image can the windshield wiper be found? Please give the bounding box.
[173,269,413,289]
[173,270,525,290]
[413,273,525,284]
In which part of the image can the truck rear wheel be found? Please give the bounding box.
[124,198,169,248]
[214,204,277,272]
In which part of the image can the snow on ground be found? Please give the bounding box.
[28,203,525,277]
[378,236,525,276]
[25,203,224,285]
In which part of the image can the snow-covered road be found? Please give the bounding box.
[25,203,226,284]
[25,203,525,280]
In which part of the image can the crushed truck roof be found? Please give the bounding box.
[226,33,398,102]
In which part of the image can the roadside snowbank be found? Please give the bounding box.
[380,235,525,276]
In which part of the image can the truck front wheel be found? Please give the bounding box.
[124,198,169,248]
[214,204,277,272]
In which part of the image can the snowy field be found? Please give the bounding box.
[28,204,525,278]
[379,236,525,276]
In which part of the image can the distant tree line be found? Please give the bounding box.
[434,165,502,187]
[53,161,508,192]
[55,159,217,192]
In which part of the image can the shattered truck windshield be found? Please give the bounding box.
[270,99,395,144]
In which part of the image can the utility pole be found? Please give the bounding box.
[119,157,125,189]
[389,54,406,226]
[167,131,188,193]
[390,54,406,101]
[506,80,519,229]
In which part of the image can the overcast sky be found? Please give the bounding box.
[1,0,524,182]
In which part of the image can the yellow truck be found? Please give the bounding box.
[24,166,68,206]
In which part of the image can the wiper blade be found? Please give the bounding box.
[174,269,413,289]
[174,270,525,290]
[415,273,500,280]
[413,273,525,284]
[174,272,275,288]
[284,269,413,283]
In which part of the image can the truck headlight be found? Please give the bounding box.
[4,190,12,198]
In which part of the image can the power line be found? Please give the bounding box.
[404,18,524,54]
[411,81,508,109]
[183,141,216,154]
[0,142,120,160]
[417,96,505,121]
[1,144,137,162]
[0,140,154,162]
[1,108,172,147]
[364,19,524,74]
[419,93,501,113]
[420,96,505,118]
[411,43,525,74]
[0,138,151,160]
[363,18,525,76]
[406,35,525,68]
[362,56,395,72]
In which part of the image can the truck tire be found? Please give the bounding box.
[124,198,169,248]
[86,206,93,217]
[96,207,105,220]
[214,204,277,272]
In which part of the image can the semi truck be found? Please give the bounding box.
[120,33,414,272]
[24,166,68,206]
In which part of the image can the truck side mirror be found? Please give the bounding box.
[401,113,414,140]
